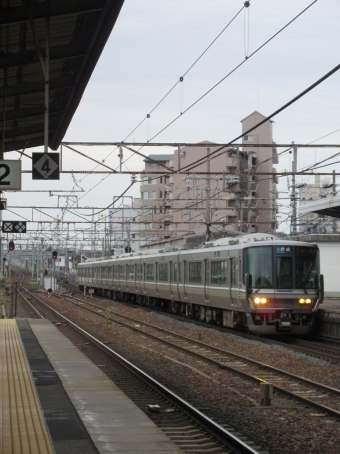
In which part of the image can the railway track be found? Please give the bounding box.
[16,272,268,454]
[42,289,340,422]
[62,280,340,364]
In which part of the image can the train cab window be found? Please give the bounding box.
[189,262,202,284]
[244,247,273,288]
[296,247,319,289]
[146,264,155,280]
[211,261,227,285]
[159,263,168,282]
[276,257,292,289]
[128,264,134,279]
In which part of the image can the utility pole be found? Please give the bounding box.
[205,147,211,241]
[291,142,298,235]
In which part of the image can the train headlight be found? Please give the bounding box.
[253,297,268,305]
[299,298,312,304]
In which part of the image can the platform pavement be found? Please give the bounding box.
[26,319,182,453]
[1,319,183,454]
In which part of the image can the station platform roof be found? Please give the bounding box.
[0,0,125,153]
[299,195,340,219]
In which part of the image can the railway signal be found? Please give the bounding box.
[52,250,58,260]
[9,240,15,251]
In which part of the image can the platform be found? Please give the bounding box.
[315,300,340,341]
[0,319,54,454]
[1,319,182,454]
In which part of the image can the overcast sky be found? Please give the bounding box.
[5,0,340,240]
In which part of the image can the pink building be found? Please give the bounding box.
[139,112,277,243]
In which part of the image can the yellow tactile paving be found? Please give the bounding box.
[0,320,53,454]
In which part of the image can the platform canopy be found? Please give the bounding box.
[0,0,125,153]
[299,195,340,219]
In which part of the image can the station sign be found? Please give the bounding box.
[0,161,21,190]
[32,153,60,180]
[2,221,27,233]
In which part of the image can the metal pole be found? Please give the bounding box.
[291,142,297,235]
[205,148,211,241]
[53,257,55,291]
[0,68,8,278]
[44,0,50,153]
[1,68,7,155]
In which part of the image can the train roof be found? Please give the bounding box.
[79,234,318,265]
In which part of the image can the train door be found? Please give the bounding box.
[134,264,138,293]
[143,263,146,294]
[230,258,238,308]
[169,260,174,299]
[204,259,210,304]
[183,261,188,301]
[155,261,159,296]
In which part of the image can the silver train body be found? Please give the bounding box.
[77,234,324,335]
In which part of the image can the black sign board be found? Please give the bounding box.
[2,221,27,233]
[32,153,60,180]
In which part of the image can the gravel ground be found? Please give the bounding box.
[15,287,340,454]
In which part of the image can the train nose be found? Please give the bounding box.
[278,311,292,332]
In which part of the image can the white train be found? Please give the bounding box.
[77,233,324,335]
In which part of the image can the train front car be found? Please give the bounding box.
[244,241,323,335]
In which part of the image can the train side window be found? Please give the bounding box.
[102,267,106,279]
[146,264,155,280]
[159,263,168,282]
[211,261,227,285]
[189,262,202,284]
[128,264,134,279]
[108,267,112,279]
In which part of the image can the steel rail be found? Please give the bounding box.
[17,280,263,454]
[62,293,340,419]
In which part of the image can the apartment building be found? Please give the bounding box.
[139,112,277,243]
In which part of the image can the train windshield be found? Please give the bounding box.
[295,247,319,289]
[244,245,319,289]
[244,246,273,288]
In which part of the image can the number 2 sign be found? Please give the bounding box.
[32,153,60,180]
[0,161,22,190]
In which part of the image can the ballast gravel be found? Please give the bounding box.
[18,290,340,454]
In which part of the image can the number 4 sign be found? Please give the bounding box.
[32,153,60,180]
